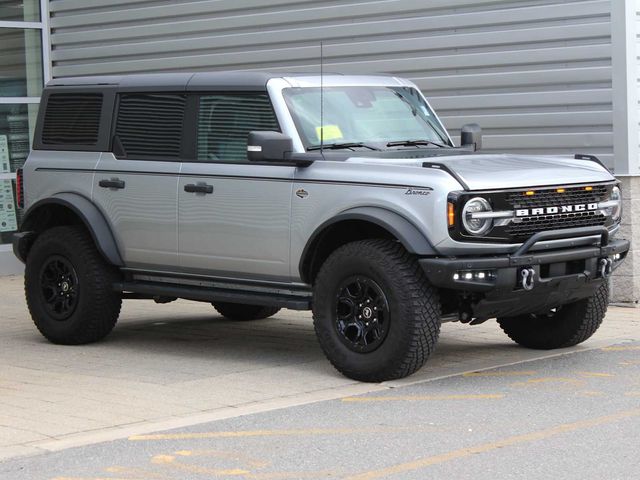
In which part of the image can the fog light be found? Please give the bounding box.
[613,253,621,261]
[453,270,496,282]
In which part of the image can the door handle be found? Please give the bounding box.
[184,183,213,194]
[99,178,125,189]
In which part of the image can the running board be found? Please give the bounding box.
[115,280,312,311]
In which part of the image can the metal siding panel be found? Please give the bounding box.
[49,0,614,165]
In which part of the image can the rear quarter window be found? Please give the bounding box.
[41,93,103,146]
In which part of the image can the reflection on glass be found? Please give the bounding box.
[0,103,38,244]
[0,0,40,22]
[0,28,43,97]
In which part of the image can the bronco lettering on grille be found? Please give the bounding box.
[515,203,598,217]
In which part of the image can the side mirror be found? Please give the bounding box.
[461,123,482,151]
[247,131,293,163]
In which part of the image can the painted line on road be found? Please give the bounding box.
[129,425,430,441]
[151,453,249,475]
[511,377,585,387]
[577,371,615,377]
[462,370,537,377]
[341,394,504,403]
[53,477,149,480]
[601,346,640,351]
[619,360,640,366]
[343,407,640,480]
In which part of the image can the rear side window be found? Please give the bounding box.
[114,93,186,160]
[41,93,103,146]
[197,94,278,163]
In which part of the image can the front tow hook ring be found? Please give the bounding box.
[599,258,613,278]
[521,267,535,291]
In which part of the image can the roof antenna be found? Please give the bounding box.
[320,41,325,159]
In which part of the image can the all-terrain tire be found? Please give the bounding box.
[25,226,122,344]
[212,302,280,321]
[312,239,441,382]
[497,282,608,350]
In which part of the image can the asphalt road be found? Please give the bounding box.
[2,341,639,480]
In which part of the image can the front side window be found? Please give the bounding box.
[197,93,279,163]
[114,93,186,160]
[282,86,449,149]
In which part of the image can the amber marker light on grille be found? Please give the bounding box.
[525,190,535,196]
[557,188,566,193]
[585,186,593,191]
[448,202,455,226]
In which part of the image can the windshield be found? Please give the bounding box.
[282,86,450,150]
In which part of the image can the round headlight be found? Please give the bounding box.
[462,197,493,236]
[611,185,622,221]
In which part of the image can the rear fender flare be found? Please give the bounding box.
[21,193,124,266]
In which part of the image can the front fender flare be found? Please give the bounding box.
[20,193,124,266]
[299,206,437,280]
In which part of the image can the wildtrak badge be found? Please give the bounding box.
[515,203,598,217]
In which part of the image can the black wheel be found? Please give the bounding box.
[312,239,441,382]
[212,302,280,321]
[497,282,608,350]
[25,226,122,345]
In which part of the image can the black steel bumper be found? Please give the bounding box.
[420,226,630,318]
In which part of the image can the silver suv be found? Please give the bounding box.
[13,72,630,382]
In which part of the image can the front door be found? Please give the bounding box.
[177,93,293,281]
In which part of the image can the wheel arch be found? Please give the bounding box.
[298,207,436,284]
[17,193,123,266]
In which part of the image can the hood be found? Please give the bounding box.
[345,153,615,190]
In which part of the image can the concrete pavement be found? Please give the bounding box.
[2,342,640,480]
[0,274,638,463]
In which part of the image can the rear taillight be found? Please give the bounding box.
[16,168,24,209]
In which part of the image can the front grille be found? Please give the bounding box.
[506,185,608,209]
[504,185,609,241]
[505,211,607,238]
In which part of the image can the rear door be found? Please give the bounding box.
[92,93,186,269]
[177,92,294,281]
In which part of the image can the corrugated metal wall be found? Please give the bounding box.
[48,0,614,165]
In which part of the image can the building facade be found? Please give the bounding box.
[0,0,638,302]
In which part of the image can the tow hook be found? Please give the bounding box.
[520,267,535,291]
[599,258,613,278]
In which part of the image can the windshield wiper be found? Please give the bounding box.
[307,142,380,151]
[386,139,448,148]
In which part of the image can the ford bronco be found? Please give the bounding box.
[13,72,629,381]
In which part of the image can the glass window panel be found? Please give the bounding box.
[0,103,38,244]
[0,0,40,21]
[197,94,279,163]
[115,93,186,160]
[0,28,43,97]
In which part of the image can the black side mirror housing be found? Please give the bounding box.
[461,123,482,151]
[247,131,294,163]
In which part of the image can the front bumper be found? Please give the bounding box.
[419,226,630,318]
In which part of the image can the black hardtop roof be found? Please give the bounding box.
[45,71,350,91]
